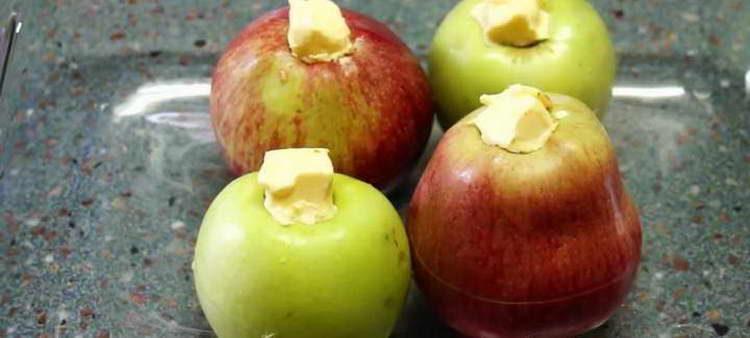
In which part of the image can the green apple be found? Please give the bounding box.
[429,0,616,128]
[193,173,411,338]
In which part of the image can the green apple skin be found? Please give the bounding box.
[429,0,616,128]
[193,173,411,338]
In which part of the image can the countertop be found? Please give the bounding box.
[0,0,748,337]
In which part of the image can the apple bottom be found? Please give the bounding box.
[413,260,638,338]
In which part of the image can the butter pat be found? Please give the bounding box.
[471,85,558,153]
[258,148,337,225]
[471,0,550,47]
[288,0,353,63]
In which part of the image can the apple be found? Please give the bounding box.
[210,6,433,191]
[193,172,411,338]
[407,93,641,337]
[429,0,616,128]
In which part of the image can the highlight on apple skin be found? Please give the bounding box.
[210,5,433,191]
[407,91,642,337]
[429,0,616,128]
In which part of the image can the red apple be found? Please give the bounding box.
[210,6,433,190]
[407,93,642,337]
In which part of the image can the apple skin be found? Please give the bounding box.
[429,0,616,128]
[193,173,411,338]
[407,94,641,337]
[210,7,433,191]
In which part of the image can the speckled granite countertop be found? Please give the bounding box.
[0,1,748,337]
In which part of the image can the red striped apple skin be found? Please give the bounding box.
[210,7,433,190]
[407,94,642,338]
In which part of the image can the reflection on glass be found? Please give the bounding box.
[113,79,211,120]
[113,80,691,125]
[612,86,686,99]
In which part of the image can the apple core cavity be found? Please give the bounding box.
[288,0,353,63]
[471,0,550,47]
[257,148,337,225]
[470,84,559,153]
